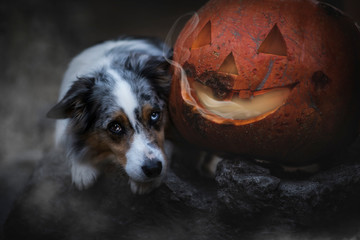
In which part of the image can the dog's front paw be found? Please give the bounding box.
[198,152,223,177]
[129,179,162,194]
[71,163,99,190]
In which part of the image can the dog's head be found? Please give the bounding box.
[47,53,171,193]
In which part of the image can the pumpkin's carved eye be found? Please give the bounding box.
[192,21,211,49]
[218,52,239,75]
[258,24,287,56]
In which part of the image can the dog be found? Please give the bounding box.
[47,36,173,194]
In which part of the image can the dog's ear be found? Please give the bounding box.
[47,77,95,119]
[141,55,173,100]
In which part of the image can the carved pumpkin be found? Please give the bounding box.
[169,0,360,166]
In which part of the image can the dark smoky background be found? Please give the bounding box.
[0,0,359,237]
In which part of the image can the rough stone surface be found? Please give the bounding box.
[216,158,360,227]
[4,141,360,240]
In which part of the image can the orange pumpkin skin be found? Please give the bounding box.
[169,0,360,166]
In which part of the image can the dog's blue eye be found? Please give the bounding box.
[150,111,160,123]
[108,122,123,134]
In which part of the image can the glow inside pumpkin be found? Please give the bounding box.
[193,82,291,120]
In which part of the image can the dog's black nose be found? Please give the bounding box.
[142,160,162,178]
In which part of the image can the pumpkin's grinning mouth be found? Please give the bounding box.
[192,81,297,121]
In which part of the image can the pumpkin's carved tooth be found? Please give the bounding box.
[238,89,252,99]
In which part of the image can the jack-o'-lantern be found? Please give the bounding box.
[169,0,360,166]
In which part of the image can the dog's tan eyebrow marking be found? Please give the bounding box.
[141,104,153,125]
[111,111,132,130]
